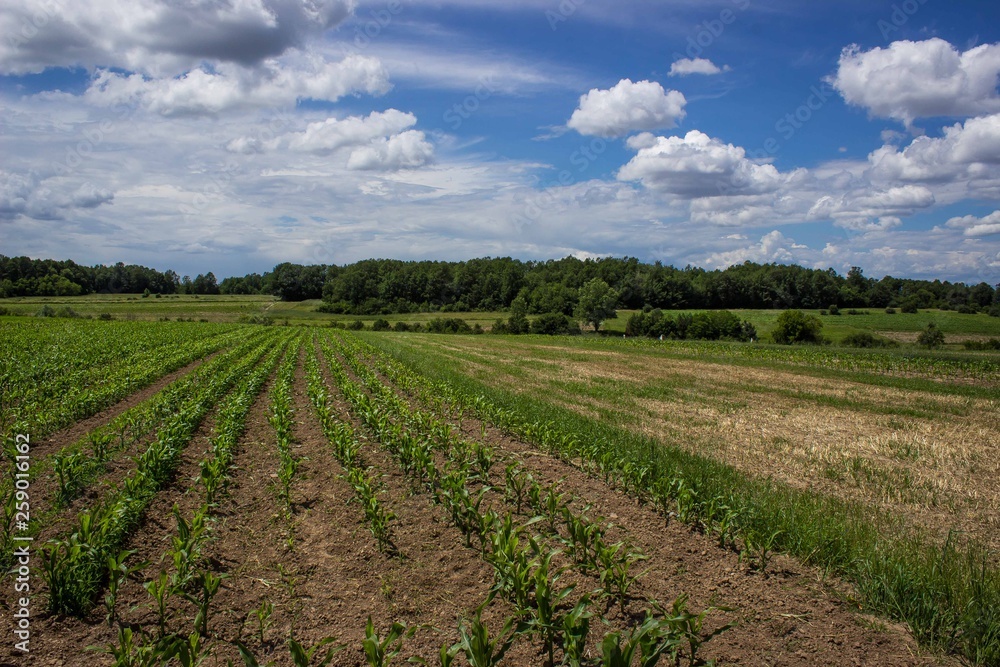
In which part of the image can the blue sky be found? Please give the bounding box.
[1,0,999,283]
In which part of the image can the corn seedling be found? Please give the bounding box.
[560,596,593,667]
[105,548,147,628]
[454,609,524,667]
[528,549,575,667]
[362,616,419,667]
[288,636,345,667]
[651,594,735,667]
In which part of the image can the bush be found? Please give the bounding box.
[846,309,868,315]
[841,332,898,348]
[0,306,10,316]
[36,304,56,317]
[427,318,472,334]
[828,304,840,315]
[98,313,113,321]
[900,301,919,314]
[990,305,1000,318]
[530,312,579,336]
[371,318,391,331]
[956,304,977,315]
[885,307,896,314]
[393,321,411,332]
[963,338,1000,351]
[916,322,945,349]
[771,309,824,344]
[472,323,484,335]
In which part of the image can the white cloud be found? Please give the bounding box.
[808,185,934,231]
[0,0,354,76]
[345,130,434,170]
[285,109,417,153]
[82,54,390,116]
[866,113,1000,185]
[668,57,728,76]
[618,130,794,198]
[0,170,114,221]
[946,210,1000,237]
[567,79,686,137]
[831,38,1000,125]
[703,230,801,268]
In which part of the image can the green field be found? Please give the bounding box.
[2,294,999,351]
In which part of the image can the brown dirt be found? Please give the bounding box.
[358,348,958,666]
[0,335,965,666]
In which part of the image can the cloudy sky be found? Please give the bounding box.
[1,0,999,282]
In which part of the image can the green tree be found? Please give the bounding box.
[574,278,618,332]
[771,309,823,344]
[916,322,945,349]
[507,295,530,334]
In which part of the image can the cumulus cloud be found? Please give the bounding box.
[668,58,728,76]
[866,112,1000,184]
[831,38,1000,125]
[567,79,686,137]
[346,130,434,170]
[703,230,805,268]
[946,210,1000,237]
[82,54,389,116]
[224,109,434,170]
[617,130,793,198]
[0,171,113,221]
[0,0,354,75]
[286,109,417,153]
[808,185,934,231]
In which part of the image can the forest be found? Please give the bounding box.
[2,254,998,315]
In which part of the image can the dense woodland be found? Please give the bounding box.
[2,254,998,315]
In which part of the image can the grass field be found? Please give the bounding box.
[2,294,999,348]
[1,304,999,664]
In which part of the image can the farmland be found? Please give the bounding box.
[1,317,998,666]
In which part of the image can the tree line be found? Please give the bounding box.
[3,254,998,316]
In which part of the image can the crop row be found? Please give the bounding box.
[0,327,275,569]
[0,320,246,452]
[102,336,290,664]
[41,331,282,617]
[318,332,729,666]
[355,332,1000,665]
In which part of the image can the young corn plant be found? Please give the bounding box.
[597,541,648,613]
[105,548,147,628]
[454,609,524,667]
[184,570,228,637]
[560,596,593,667]
[362,616,419,667]
[504,463,529,514]
[651,594,735,667]
[528,550,576,667]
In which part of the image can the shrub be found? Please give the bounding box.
[98,313,113,321]
[916,323,945,349]
[846,309,868,315]
[427,318,472,334]
[347,320,365,331]
[393,321,411,332]
[36,304,56,317]
[841,332,898,348]
[0,306,10,316]
[963,338,1000,351]
[371,318,391,332]
[771,309,824,345]
[990,305,1000,318]
[885,307,896,314]
[530,312,579,336]
[828,304,840,315]
[900,301,919,314]
[472,323,484,335]
[956,304,976,315]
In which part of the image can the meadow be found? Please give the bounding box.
[0,303,998,665]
